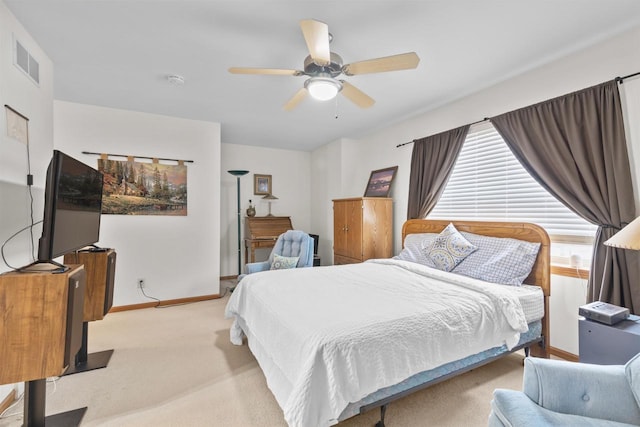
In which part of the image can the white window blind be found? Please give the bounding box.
[429,123,597,239]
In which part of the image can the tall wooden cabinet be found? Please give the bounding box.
[333,197,393,265]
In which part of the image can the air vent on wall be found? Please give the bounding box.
[14,35,40,86]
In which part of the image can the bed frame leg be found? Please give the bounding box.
[524,346,530,357]
[374,405,387,427]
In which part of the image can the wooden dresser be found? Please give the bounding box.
[333,197,393,265]
[244,216,293,264]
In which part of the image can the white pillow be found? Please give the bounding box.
[394,233,438,267]
[452,231,541,286]
[425,223,477,272]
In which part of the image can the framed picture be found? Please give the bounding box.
[254,174,272,195]
[364,166,398,197]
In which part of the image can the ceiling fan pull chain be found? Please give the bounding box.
[335,96,340,119]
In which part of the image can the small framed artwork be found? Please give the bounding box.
[5,105,29,145]
[364,166,398,197]
[254,174,272,195]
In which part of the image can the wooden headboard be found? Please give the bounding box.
[402,219,551,358]
[402,219,551,296]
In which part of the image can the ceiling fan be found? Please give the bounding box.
[228,19,420,111]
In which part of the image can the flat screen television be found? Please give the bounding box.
[37,150,104,267]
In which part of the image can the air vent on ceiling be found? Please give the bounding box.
[13,35,40,86]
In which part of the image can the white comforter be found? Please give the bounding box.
[224,259,529,427]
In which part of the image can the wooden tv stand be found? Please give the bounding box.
[0,265,87,426]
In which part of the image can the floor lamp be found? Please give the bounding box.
[228,170,249,282]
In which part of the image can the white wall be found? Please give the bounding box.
[220,143,311,275]
[311,26,640,355]
[0,0,53,271]
[0,0,54,406]
[551,274,589,355]
[54,101,221,304]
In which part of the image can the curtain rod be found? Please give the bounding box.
[616,70,640,83]
[81,151,194,163]
[396,117,489,148]
[396,68,640,149]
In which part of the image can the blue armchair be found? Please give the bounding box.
[489,353,640,426]
[238,230,314,282]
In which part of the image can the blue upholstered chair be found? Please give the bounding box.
[488,353,640,426]
[238,230,314,282]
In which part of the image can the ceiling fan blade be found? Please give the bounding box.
[283,88,308,111]
[228,67,302,76]
[343,52,420,76]
[300,19,331,66]
[340,81,375,108]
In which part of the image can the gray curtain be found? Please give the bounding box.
[491,80,639,313]
[407,125,469,219]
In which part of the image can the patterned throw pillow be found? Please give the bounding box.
[270,254,299,270]
[426,223,478,272]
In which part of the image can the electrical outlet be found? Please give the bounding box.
[138,279,145,289]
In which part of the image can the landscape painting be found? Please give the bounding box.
[97,158,187,215]
[364,166,398,197]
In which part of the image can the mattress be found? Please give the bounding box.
[506,284,544,323]
[338,320,542,420]
[226,259,541,427]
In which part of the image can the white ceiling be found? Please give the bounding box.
[5,1,640,151]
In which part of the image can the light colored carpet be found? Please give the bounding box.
[0,285,526,427]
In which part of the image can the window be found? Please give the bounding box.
[428,122,596,265]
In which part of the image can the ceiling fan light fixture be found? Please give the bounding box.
[305,77,342,101]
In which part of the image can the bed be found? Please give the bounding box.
[225,219,550,427]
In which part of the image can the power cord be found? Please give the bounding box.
[139,284,232,309]
[47,376,58,395]
[1,132,39,270]
[0,391,24,419]
[25,138,36,261]
[1,220,43,270]
[139,286,161,307]
[575,266,590,299]
[218,285,234,299]
[0,376,59,420]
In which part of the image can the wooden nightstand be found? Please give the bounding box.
[579,315,640,365]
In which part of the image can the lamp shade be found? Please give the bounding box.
[262,193,278,217]
[604,216,640,250]
[305,77,342,101]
